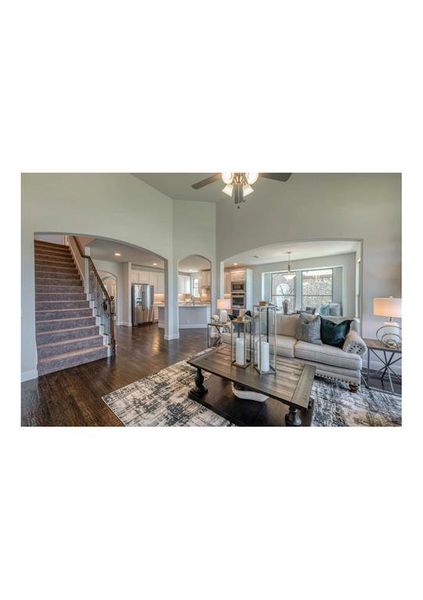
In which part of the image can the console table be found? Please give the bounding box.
[363,338,402,394]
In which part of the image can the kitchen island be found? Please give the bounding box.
[157,304,211,329]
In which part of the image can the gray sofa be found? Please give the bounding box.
[222,314,367,390]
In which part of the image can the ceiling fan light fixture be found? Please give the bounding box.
[222,184,233,197]
[222,172,233,184]
[242,183,254,197]
[232,183,244,205]
[246,172,259,185]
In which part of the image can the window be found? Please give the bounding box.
[301,269,333,309]
[192,277,199,297]
[271,272,296,311]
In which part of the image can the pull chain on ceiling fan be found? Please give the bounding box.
[191,172,292,207]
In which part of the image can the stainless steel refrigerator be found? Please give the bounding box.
[132,283,154,325]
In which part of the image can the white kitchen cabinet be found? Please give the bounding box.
[231,269,245,282]
[131,269,165,292]
[178,274,191,295]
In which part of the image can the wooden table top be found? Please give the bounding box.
[187,345,316,411]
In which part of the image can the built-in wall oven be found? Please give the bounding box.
[231,282,245,293]
[231,293,246,309]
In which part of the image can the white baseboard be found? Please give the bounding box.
[21,369,38,382]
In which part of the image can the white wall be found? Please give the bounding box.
[22,173,174,380]
[22,174,218,379]
[217,174,401,339]
[253,252,357,317]
[173,200,217,329]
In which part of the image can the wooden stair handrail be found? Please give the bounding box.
[72,237,112,303]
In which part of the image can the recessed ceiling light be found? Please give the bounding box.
[114,252,121,256]
[153,262,158,266]
[233,262,238,266]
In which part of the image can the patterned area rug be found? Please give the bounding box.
[103,361,229,426]
[102,360,401,427]
[311,379,401,426]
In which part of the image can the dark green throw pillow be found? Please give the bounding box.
[321,318,352,348]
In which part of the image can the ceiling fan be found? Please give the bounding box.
[191,173,292,207]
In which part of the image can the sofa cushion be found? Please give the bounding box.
[276,314,299,338]
[275,335,296,358]
[321,318,352,347]
[295,313,322,345]
[294,340,362,370]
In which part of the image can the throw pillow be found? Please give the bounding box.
[319,303,330,316]
[277,314,299,337]
[295,314,322,345]
[328,303,341,316]
[321,318,352,348]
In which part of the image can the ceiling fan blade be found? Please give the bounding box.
[191,174,221,189]
[261,173,292,182]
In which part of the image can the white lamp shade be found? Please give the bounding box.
[373,297,401,318]
[217,298,231,310]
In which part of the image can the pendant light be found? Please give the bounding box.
[285,252,295,279]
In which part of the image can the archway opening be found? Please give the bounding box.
[221,239,363,323]
[33,232,169,334]
[176,254,212,331]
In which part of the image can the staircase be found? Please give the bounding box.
[35,240,109,375]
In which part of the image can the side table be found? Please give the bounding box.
[363,338,402,394]
[206,321,230,348]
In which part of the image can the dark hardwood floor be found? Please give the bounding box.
[21,325,209,426]
[21,324,307,427]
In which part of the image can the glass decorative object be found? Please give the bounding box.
[253,303,277,375]
[230,316,252,369]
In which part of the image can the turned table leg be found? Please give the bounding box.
[188,367,208,400]
[285,405,302,426]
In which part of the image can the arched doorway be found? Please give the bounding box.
[177,254,212,331]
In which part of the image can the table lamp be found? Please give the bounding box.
[217,298,231,323]
[373,297,402,348]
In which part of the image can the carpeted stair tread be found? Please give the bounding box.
[36,308,93,321]
[34,240,108,374]
[35,288,84,295]
[35,294,87,302]
[36,315,96,331]
[35,278,82,287]
[37,325,100,343]
[36,300,89,310]
[35,258,76,264]
[37,335,104,357]
[38,346,108,376]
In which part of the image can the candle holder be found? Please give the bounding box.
[253,304,277,375]
[230,316,252,369]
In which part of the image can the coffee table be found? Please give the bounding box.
[187,345,316,426]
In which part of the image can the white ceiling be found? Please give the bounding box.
[224,240,360,267]
[178,255,211,272]
[88,239,165,269]
[132,173,294,203]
